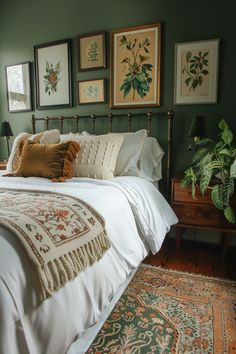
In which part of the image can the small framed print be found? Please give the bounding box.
[78,31,106,71]
[78,79,105,104]
[5,61,32,112]
[34,38,72,109]
[174,39,220,104]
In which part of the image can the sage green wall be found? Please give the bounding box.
[0,0,235,174]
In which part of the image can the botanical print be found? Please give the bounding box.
[78,79,105,104]
[85,84,99,99]
[182,50,209,92]
[79,33,105,70]
[112,24,160,108]
[119,35,153,100]
[87,41,99,62]
[44,60,61,96]
[174,39,219,104]
[35,40,72,108]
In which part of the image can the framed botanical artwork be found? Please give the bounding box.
[174,39,220,104]
[78,79,105,104]
[78,31,106,71]
[34,38,72,109]
[110,23,161,109]
[5,62,32,112]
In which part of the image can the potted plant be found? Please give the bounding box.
[181,119,236,223]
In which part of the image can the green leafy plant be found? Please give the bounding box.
[87,41,98,62]
[181,119,236,223]
[119,35,153,100]
[182,51,209,91]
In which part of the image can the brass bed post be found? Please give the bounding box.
[108,114,113,133]
[32,115,36,134]
[74,115,79,133]
[91,114,96,135]
[127,113,132,132]
[147,112,152,136]
[45,116,49,131]
[59,116,64,134]
[167,107,174,199]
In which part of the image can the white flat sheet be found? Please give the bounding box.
[0,175,177,354]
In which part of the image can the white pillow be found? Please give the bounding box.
[60,134,124,179]
[62,130,163,181]
[114,129,147,176]
[139,137,164,181]
[39,129,60,144]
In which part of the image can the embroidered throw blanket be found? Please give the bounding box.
[0,188,110,300]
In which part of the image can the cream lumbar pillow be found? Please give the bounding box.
[61,134,124,179]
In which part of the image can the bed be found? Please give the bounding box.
[0,110,177,354]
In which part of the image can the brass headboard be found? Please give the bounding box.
[32,108,174,198]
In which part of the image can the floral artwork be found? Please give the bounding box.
[174,39,219,104]
[182,51,209,92]
[78,32,106,71]
[85,85,99,99]
[119,36,153,100]
[43,60,61,96]
[78,79,105,104]
[110,23,161,108]
[34,39,72,109]
[87,41,99,62]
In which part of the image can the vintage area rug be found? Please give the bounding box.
[87,264,236,353]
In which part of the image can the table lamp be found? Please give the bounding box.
[0,121,13,158]
[188,116,206,142]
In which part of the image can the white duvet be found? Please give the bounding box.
[0,174,177,354]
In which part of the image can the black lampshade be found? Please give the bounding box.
[188,116,206,139]
[0,121,13,137]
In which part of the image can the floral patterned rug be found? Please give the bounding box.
[87,264,236,353]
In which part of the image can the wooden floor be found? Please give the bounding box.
[144,236,236,281]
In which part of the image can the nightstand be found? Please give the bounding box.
[0,160,7,170]
[171,174,236,256]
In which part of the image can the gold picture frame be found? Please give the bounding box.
[110,23,161,109]
[78,78,105,105]
[78,31,106,71]
[174,39,220,104]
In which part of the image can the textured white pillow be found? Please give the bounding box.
[139,137,164,181]
[78,129,148,177]
[61,134,124,179]
[6,129,60,173]
[114,129,147,176]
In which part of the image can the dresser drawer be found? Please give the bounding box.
[173,203,236,230]
[172,181,212,204]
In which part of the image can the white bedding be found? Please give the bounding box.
[0,174,177,354]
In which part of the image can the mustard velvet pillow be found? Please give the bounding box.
[14,140,80,180]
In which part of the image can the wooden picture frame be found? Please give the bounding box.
[110,23,161,109]
[5,61,32,112]
[174,39,220,104]
[78,78,105,105]
[78,31,106,71]
[34,38,72,109]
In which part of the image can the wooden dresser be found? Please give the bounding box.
[171,174,236,256]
